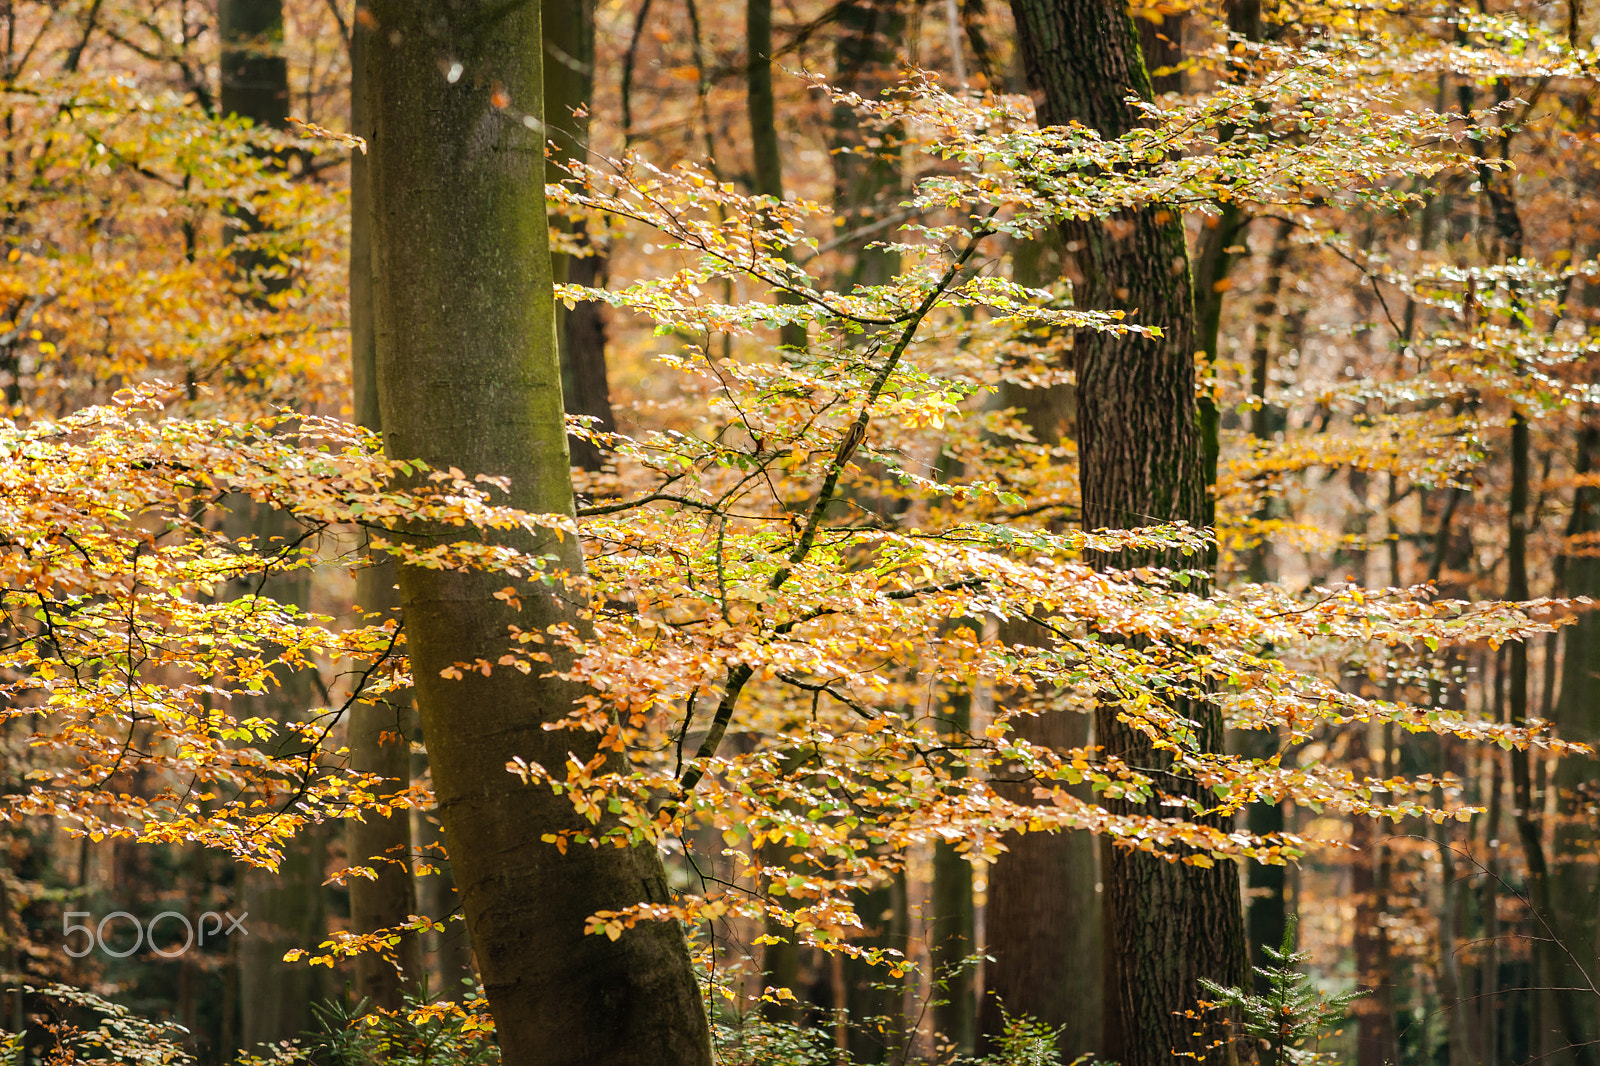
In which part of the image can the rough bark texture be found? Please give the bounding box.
[1005,1,1249,1062]
[363,5,711,1063]
[345,14,423,1009]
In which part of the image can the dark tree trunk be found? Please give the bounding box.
[547,0,615,473]
[1553,419,1600,1062]
[1004,1,1249,1062]
[930,683,977,1054]
[219,0,287,129]
[221,0,331,1043]
[979,242,1101,1062]
[363,5,711,1063]
[978,701,1102,1061]
[748,0,808,354]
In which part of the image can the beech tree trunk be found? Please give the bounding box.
[345,14,422,1010]
[363,6,710,1063]
[1005,1,1249,1062]
[930,682,977,1054]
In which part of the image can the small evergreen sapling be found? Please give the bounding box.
[1197,919,1364,1066]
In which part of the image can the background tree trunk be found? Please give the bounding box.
[220,0,330,1046]
[979,279,1101,1059]
[363,5,711,1062]
[345,12,422,1011]
[1004,1,1249,1062]
[748,0,809,354]
[546,0,614,473]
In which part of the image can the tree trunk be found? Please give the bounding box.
[1551,254,1600,1063]
[220,0,287,130]
[831,0,904,291]
[978,239,1100,1061]
[219,0,288,286]
[1004,2,1249,1062]
[546,0,615,473]
[345,14,422,1010]
[221,0,330,1044]
[978,702,1102,1061]
[748,0,809,355]
[1510,409,1598,1066]
[363,6,710,1062]
[930,683,976,1055]
[1351,809,1398,1066]
[1554,419,1600,1061]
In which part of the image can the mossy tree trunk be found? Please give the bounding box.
[1004,0,1249,1062]
[363,4,710,1062]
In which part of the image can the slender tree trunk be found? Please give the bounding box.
[363,7,710,1062]
[346,14,422,1010]
[747,0,809,354]
[546,0,615,473]
[930,682,976,1054]
[1352,808,1398,1066]
[1554,418,1600,1055]
[219,0,288,284]
[220,0,330,1044]
[830,0,904,291]
[1509,410,1598,1066]
[1004,3,1249,1063]
[220,0,287,128]
[844,873,910,1064]
[978,240,1100,1061]
[978,700,1102,1061]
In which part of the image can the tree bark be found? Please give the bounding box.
[221,0,330,1043]
[346,13,423,1010]
[1553,417,1600,1059]
[748,0,809,355]
[978,698,1102,1061]
[363,5,710,1062]
[1004,2,1249,1062]
[930,683,977,1055]
[546,0,615,473]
